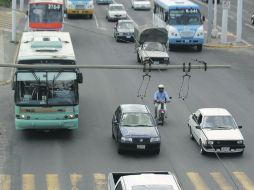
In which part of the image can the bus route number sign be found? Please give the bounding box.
[48,4,61,10]
[186,9,198,13]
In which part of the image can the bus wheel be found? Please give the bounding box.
[67,14,71,19]
[89,14,93,19]
[169,44,174,51]
[197,45,203,52]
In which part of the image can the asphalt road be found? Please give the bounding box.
[1,1,254,190]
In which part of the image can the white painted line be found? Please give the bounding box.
[245,23,254,30]
[94,13,99,29]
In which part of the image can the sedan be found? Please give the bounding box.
[106,4,127,21]
[112,104,161,154]
[137,42,170,64]
[188,108,245,155]
[113,20,135,42]
[131,0,151,10]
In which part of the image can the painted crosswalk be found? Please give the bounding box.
[0,171,253,190]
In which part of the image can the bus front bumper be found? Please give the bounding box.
[169,38,204,46]
[15,119,78,130]
[66,9,94,15]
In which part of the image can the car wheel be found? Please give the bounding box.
[137,53,141,63]
[252,18,254,25]
[153,149,160,155]
[197,45,203,52]
[169,44,174,51]
[189,126,194,140]
[200,140,206,155]
[117,144,123,154]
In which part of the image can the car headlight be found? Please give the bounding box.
[207,140,214,145]
[17,114,30,119]
[150,137,160,142]
[237,140,243,144]
[121,137,132,142]
[164,57,169,60]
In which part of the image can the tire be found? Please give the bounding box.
[153,149,160,155]
[169,44,174,51]
[112,128,115,139]
[160,113,164,125]
[189,126,194,140]
[117,144,123,154]
[200,140,206,155]
[89,14,93,19]
[137,53,141,63]
[67,14,71,19]
[197,45,203,52]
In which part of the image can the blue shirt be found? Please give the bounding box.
[154,90,170,102]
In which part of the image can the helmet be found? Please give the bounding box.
[158,84,164,89]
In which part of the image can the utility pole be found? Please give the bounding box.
[11,0,17,43]
[221,0,230,43]
[211,0,218,38]
[207,0,213,43]
[20,0,24,11]
[236,0,242,42]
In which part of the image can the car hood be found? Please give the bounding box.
[203,129,244,140]
[141,50,169,58]
[134,1,150,5]
[120,126,159,137]
[117,28,134,33]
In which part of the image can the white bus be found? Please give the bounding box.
[13,32,83,130]
[153,0,205,51]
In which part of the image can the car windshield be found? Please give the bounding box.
[202,116,238,129]
[121,113,154,126]
[110,5,124,11]
[118,22,134,29]
[143,42,165,51]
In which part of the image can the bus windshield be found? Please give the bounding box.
[15,71,78,106]
[168,9,201,25]
[29,4,63,23]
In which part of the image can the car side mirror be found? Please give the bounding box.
[195,126,201,129]
[77,72,83,83]
[238,125,243,129]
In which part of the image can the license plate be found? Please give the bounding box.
[137,145,146,149]
[154,61,159,64]
[221,147,230,152]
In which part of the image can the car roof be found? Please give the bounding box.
[199,108,232,116]
[120,104,150,114]
[123,174,182,190]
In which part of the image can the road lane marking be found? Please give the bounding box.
[210,172,233,190]
[233,172,254,190]
[23,174,35,190]
[94,173,107,190]
[0,175,11,190]
[187,172,210,190]
[70,173,82,190]
[94,13,99,29]
[47,174,60,190]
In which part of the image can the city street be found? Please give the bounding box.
[0,0,254,189]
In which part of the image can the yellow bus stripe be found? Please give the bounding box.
[23,174,35,190]
[94,173,107,190]
[70,173,82,190]
[233,172,254,190]
[47,174,60,190]
[210,172,233,190]
[0,175,11,190]
[187,172,210,190]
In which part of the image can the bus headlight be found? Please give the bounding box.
[194,26,204,37]
[87,1,94,9]
[65,114,75,119]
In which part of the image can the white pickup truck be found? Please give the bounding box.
[108,171,183,190]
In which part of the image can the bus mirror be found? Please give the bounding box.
[77,73,83,83]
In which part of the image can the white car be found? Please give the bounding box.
[188,108,245,155]
[137,42,170,64]
[106,4,127,21]
[131,0,151,10]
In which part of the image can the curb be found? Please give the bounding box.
[204,43,252,48]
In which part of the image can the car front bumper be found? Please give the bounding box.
[203,144,245,153]
[66,9,94,15]
[169,38,204,46]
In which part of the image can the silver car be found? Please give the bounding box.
[106,4,127,21]
[113,20,135,42]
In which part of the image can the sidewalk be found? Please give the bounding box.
[0,6,26,86]
[203,20,252,48]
